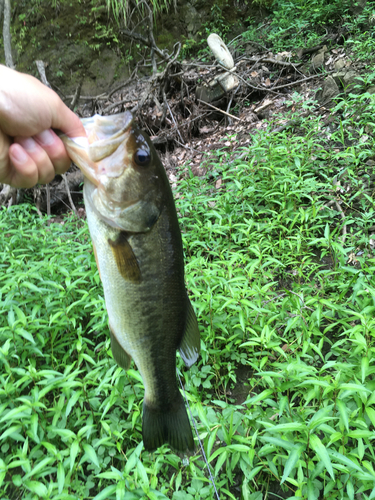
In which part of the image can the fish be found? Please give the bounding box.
[61,112,200,452]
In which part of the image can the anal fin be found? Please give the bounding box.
[178,298,200,368]
[110,329,132,370]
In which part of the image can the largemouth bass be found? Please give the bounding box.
[61,112,200,452]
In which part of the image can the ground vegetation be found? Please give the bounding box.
[1,0,375,499]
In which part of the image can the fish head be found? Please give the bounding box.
[62,111,167,232]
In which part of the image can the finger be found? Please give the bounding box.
[50,95,86,138]
[16,136,55,185]
[8,143,39,188]
[34,129,71,175]
[0,129,11,183]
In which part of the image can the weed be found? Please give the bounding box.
[2,90,375,497]
[2,1,375,499]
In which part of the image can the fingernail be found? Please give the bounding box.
[11,144,28,164]
[36,129,55,146]
[22,138,37,152]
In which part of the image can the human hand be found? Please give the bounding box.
[0,65,86,188]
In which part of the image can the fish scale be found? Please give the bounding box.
[61,112,200,452]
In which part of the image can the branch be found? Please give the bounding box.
[197,99,241,121]
[121,27,170,62]
[35,60,52,88]
[3,0,15,69]
[120,0,173,66]
[62,173,78,215]
[70,79,83,110]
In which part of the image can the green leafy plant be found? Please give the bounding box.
[3,88,375,497]
[2,2,375,499]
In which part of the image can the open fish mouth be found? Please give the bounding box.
[61,111,134,185]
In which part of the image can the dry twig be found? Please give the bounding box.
[62,173,78,215]
[197,99,241,121]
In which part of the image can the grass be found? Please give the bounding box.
[1,86,375,499]
[231,0,375,64]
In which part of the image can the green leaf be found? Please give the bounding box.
[259,436,295,451]
[127,369,143,383]
[214,450,227,476]
[24,480,48,497]
[13,305,26,326]
[245,389,274,405]
[29,413,39,444]
[21,282,43,293]
[339,383,371,393]
[361,357,369,383]
[281,445,305,484]
[209,446,230,463]
[116,480,126,500]
[336,399,349,432]
[24,456,54,480]
[96,471,121,480]
[242,480,250,500]
[70,440,80,471]
[82,443,100,468]
[328,449,363,473]
[0,404,29,423]
[66,390,82,417]
[348,429,374,439]
[0,425,22,440]
[324,223,330,240]
[309,434,334,480]
[16,327,35,344]
[347,479,354,500]
[307,478,316,500]
[57,462,65,494]
[125,442,143,475]
[0,458,6,489]
[264,422,305,432]
[136,460,149,486]
[92,485,117,500]
[48,426,76,441]
[366,407,375,427]
[239,310,246,332]
[207,426,219,458]
[247,465,262,482]
[227,444,250,452]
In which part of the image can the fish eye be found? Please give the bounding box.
[134,148,151,167]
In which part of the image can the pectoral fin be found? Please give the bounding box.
[108,232,141,283]
[178,298,200,367]
[110,329,132,370]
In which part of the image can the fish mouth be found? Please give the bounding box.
[61,111,134,186]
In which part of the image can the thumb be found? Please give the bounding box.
[50,98,86,138]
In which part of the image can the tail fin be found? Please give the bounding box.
[142,393,194,452]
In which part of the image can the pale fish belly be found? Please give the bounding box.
[83,186,183,401]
